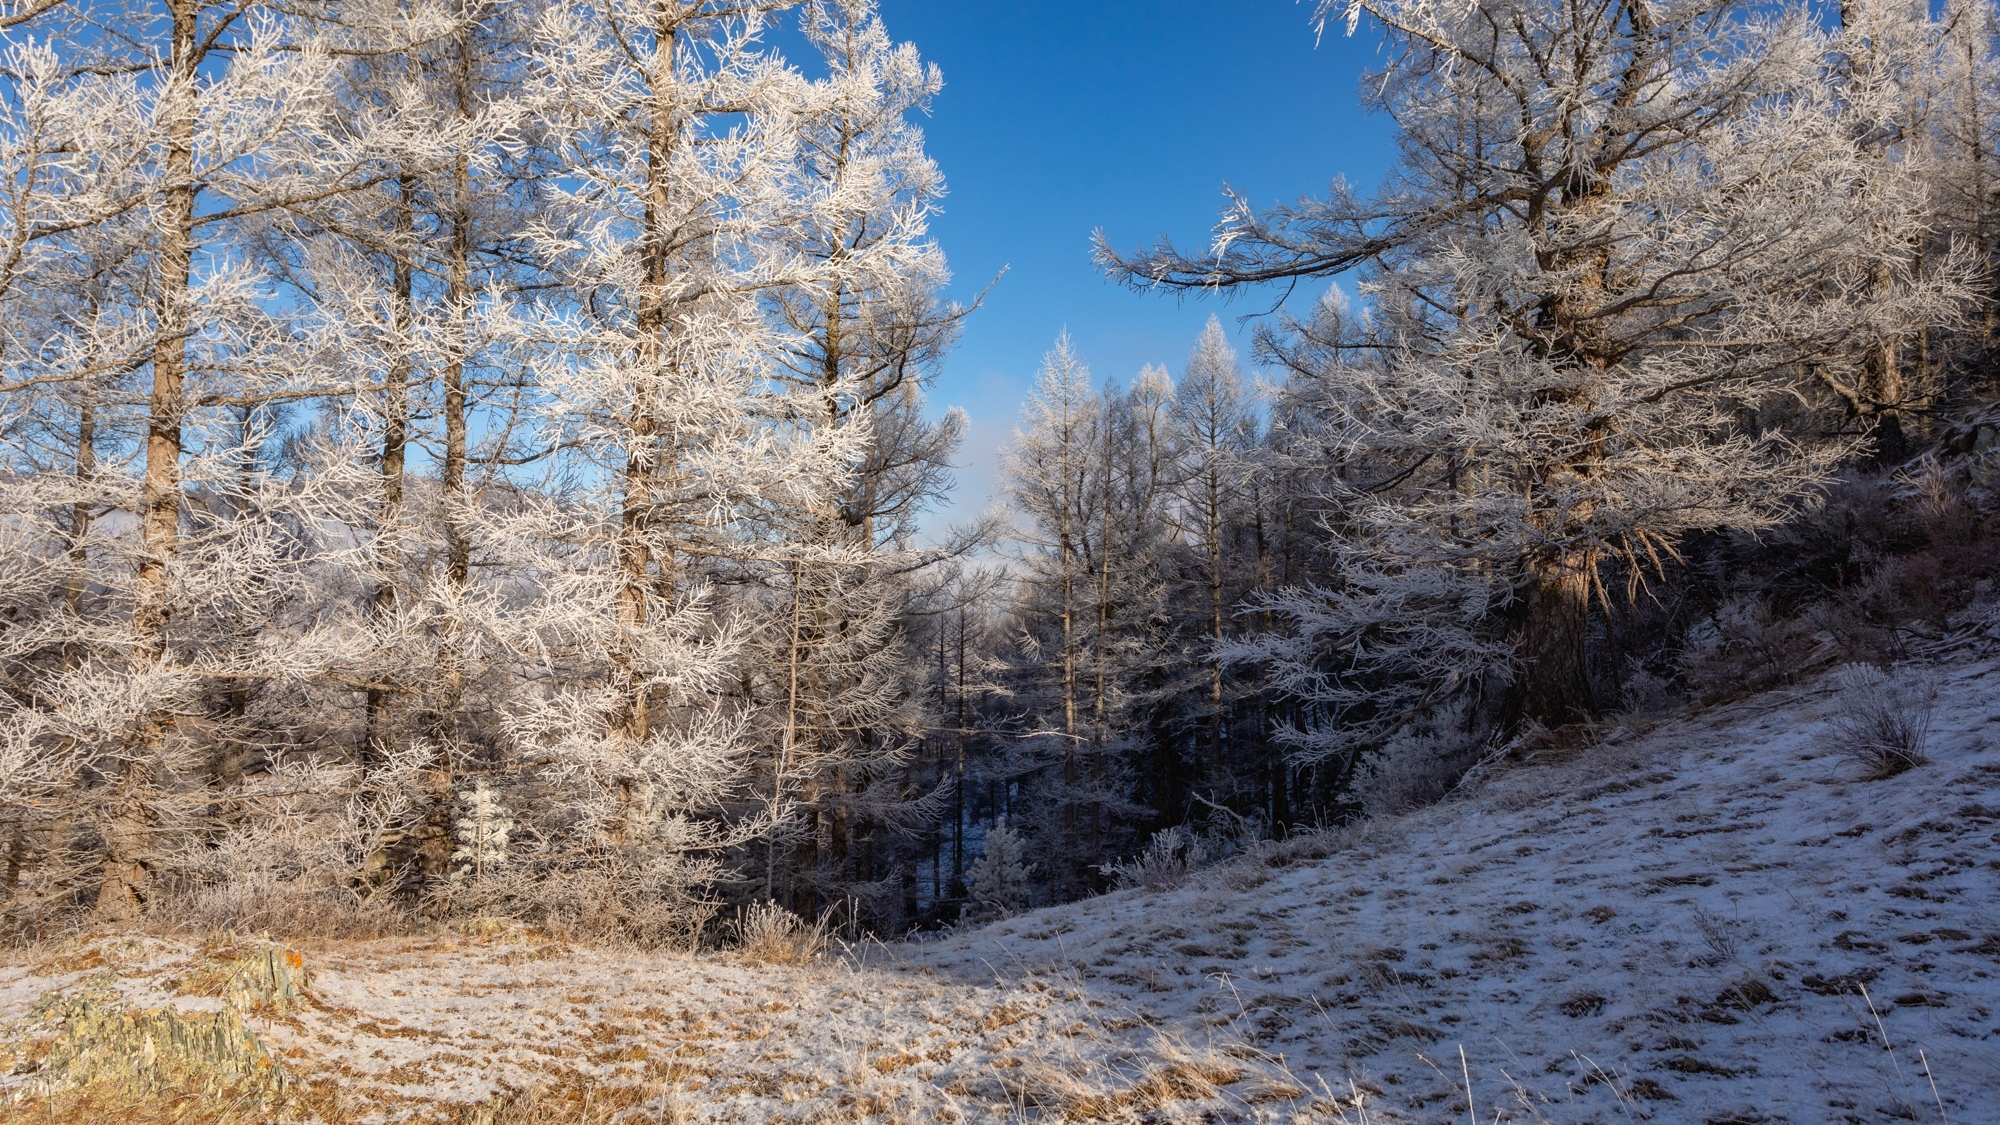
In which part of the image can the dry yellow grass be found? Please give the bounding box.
[443,1076,683,1125]
[0,1080,319,1125]
[0,1075,680,1125]
[0,929,1315,1123]
[728,901,828,966]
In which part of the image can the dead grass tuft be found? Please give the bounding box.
[171,941,312,1011]
[1015,1037,1249,1121]
[1824,663,1935,779]
[0,1079,335,1125]
[730,900,829,966]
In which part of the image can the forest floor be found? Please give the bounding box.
[3,649,2000,1123]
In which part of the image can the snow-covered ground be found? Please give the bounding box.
[3,653,1997,1122]
[910,654,2000,1122]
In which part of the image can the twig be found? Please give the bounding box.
[1460,1044,1476,1125]
[1919,1049,1949,1123]
[1859,981,1918,1118]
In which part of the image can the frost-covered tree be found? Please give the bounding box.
[963,816,1030,923]
[1090,364,1178,773]
[262,0,542,898]
[1167,317,1256,780]
[999,336,1099,890]
[0,0,988,939]
[1920,0,2000,376]
[505,0,859,940]
[451,781,515,890]
[0,0,419,923]
[1104,0,1972,737]
[1821,0,1980,460]
[754,0,968,915]
[1000,338,1185,890]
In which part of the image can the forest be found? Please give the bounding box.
[0,0,1996,957]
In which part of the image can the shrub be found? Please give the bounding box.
[732,900,827,965]
[1824,663,1936,780]
[1681,598,1820,702]
[1098,825,1227,892]
[1353,704,1487,815]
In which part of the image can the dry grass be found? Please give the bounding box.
[445,1076,683,1125]
[153,879,413,945]
[730,900,828,966]
[997,1032,1342,1123]
[0,928,1354,1123]
[1824,663,1936,779]
[1012,1045,1241,1120]
[0,1079,324,1125]
[170,941,312,1012]
[0,1076,678,1125]
[0,980,333,1125]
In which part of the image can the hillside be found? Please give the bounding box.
[910,653,2000,1122]
[3,651,1998,1123]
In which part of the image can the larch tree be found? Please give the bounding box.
[0,39,157,923]
[1930,0,1999,368]
[1822,0,1968,461]
[1167,316,1255,788]
[1001,340,1180,888]
[1103,0,1971,734]
[512,0,855,941]
[1088,363,1176,822]
[0,0,413,922]
[1000,334,1097,890]
[0,0,992,939]
[756,0,966,915]
[281,0,539,898]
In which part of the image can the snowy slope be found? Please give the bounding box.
[2,654,1997,1123]
[908,655,2000,1123]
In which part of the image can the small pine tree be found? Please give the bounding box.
[964,817,1032,923]
[451,782,514,890]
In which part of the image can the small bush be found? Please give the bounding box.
[732,900,826,965]
[1243,824,1350,870]
[1619,661,1676,716]
[964,817,1034,921]
[1099,825,1227,892]
[1354,704,1487,815]
[1824,663,1936,779]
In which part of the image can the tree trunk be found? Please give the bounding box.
[64,376,95,666]
[1206,477,1224,789]
[93,770,157,921]
[1509,555,1594,727]
[419,48,477,893]
[105,0,200,920]
[608,14,682,750]
[365,173,416,768]
[951,608,966,904]
[1860,335,1909,466]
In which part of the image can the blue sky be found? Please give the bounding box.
[861,0,1400,533]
